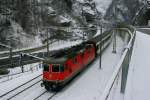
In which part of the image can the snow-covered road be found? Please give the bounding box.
[124,31,150,100]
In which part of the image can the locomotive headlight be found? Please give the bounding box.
[49,74,52,78]
[52,84,56,88]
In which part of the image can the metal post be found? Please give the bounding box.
[99,25,103,69]
[9,39,13,68]
[0,42,13,67]
[19,53,24,73]
[9,47,13,68]
[47,28,49,56]
[112,29,117,53]
[82,32,85,41]
[121,49,130,93]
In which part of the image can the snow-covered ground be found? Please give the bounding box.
[110,31,150,100]
[0,35,125,100]
[124,31,150,100]
[0,69,42,95]
[0,63,41,83]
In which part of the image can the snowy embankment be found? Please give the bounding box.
[124,31,150,100]
[111,31,150,100]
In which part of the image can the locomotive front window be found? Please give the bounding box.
[43,64,49,71]
[52,65,59,72]
[60,65,64,72]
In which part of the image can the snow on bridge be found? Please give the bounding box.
[124,31,150,100]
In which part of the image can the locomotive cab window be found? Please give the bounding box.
[60,65,64,72]
[43,64,49,71]
[52,65,60,72]
[52,65,64,72]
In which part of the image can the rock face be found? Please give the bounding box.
[105,0,146,25]
[0,0,99,50]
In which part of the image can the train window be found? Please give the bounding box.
[52,65,59,72]
[60,65,64,72]
[43,64,49,71]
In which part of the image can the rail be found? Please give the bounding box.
[100,27,136,100]
[0,74,42,99]
[0,40,57,58]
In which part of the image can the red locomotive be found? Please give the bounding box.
[41,32,112,91]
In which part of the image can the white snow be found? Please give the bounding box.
[94,28,105,37]
[0,69,42,95]
[93,0,112,16]
[82,6,95,15]
[0,63,40,83]
[124,31,150,100]
[110,31,150,100]
[59,16,71,24]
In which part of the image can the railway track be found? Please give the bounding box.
[0,53,43,68]
[0,40,58,58]
[33,91,47,100]
[33,91,57,100]
[0,74,42,100]
[0,69,37,83]
[47,93,57,100]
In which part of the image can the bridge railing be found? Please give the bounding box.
[100,26,136,100]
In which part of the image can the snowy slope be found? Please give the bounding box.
[93,0,112,16]
[124,31,150,100]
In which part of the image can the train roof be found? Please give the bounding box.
[43,57,67,64]
[43,43,87,64]
[89,30,111,43]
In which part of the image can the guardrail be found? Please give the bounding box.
[100,27,136,100]
[134,26,150,28]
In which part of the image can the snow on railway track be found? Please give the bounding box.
[0,70,34,84]
[0,63,41,83]
[0,74,42,100]
[33,91,57,100]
